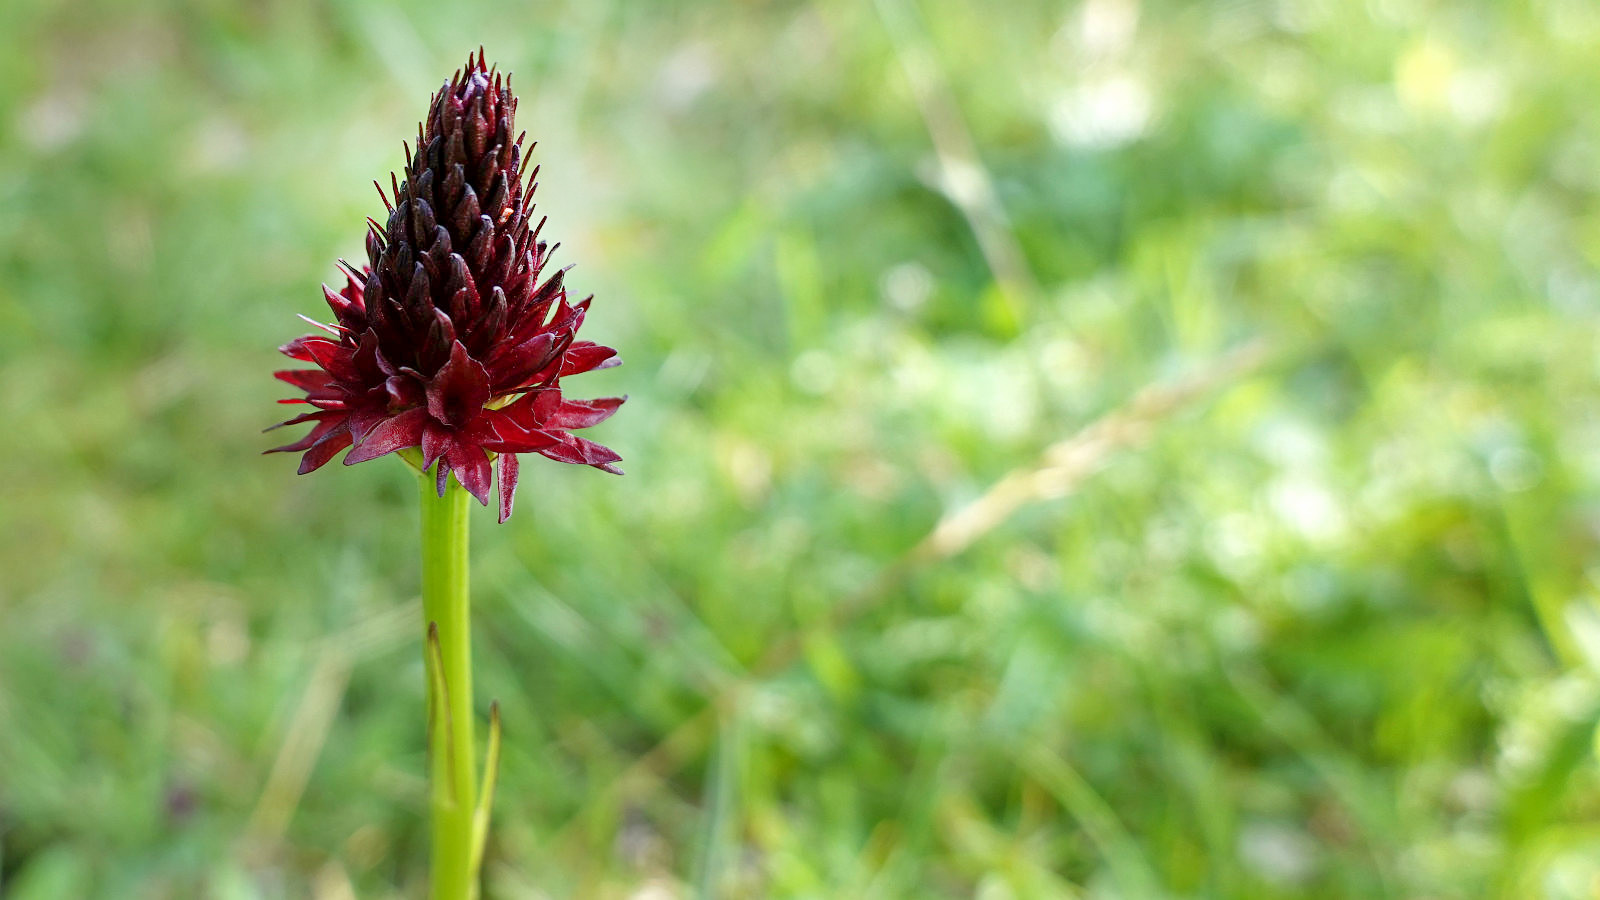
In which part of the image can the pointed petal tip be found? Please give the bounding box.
[497,452,519,523]
[446,442,493,506]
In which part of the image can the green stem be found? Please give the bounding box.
[421,469,477,899]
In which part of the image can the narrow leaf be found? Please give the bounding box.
[470,701,503,875]
[424,622,459,808]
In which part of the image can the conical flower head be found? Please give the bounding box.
[269,51,623,521]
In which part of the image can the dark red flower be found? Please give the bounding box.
[268,51,623,522]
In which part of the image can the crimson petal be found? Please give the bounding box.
[385,373,424,408]
[265,413,342,453]
[549,396,625,430]
[536,431,622,469]
[345,407,389,444]
[305,339,363,383]
[487,332,560,392]
[345,407,429,464]
[299,422,354,474]
[560,341,619,376]
[278,335,333,362]
[265,410,335,433]
[422,420,453,473]
[445,441,493,505]
[427,340,491,427]
[497,452,519,523]
[274,369,338,393]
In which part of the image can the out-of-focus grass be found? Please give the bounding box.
[3,0,1600,896]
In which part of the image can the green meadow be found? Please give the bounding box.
[3,0,1600,896]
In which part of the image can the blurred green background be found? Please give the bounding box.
[3,0,1600,896]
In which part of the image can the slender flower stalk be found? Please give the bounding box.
[421,473,474,898]
[268,50,623,897]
